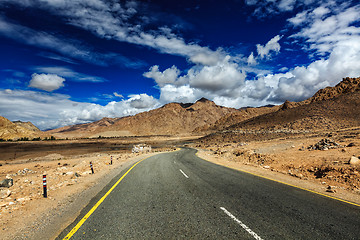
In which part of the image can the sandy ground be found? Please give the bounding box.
[0,148,175,240]
[194,134,360,206]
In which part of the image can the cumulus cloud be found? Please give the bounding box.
[144,2,360,107]
[127,94,158,109]
[143,65,181,87]
[29,73,65,92]
[256,35,282,59]
[144,56,246,101]
[0,89,160,130]
[270,38,360,101]
[262,3,360,101]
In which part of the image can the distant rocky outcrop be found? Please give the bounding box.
[306,77,360,103]
[198,105,280,132]
[13,121,41,132]
[0,116,41,140]
[226,76,360,131]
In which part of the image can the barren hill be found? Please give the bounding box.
[229,90,360,131]
[224,76,360,132]
[48,98,238,138]
[13,120,41,132]
[198,105,281,132]
[204,77,360,133]
[0,116,41,140]
[48,117,119,138]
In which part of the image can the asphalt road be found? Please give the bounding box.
[57,148,360,239]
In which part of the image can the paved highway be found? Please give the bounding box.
[58,148,360,239]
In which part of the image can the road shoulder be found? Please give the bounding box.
[1,152,160,240]
[196,148,360,206]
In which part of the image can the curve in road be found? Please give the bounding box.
[57,148,360,239]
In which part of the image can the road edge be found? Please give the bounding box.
[195,148,360,208]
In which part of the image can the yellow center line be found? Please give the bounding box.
[63,156,149,240]
[195,151,360,208]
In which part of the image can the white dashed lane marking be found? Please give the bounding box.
[220,207,263,240]
[179,169,189,178]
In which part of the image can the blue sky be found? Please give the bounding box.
[0,0,359,130]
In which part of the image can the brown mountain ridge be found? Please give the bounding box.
[48,98,238,138]
[2,76,359,140]
[0,117,41,140]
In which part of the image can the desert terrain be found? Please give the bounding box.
[0,77,359,239]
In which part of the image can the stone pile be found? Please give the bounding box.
[132,144,152,153]
[307,139,342,151]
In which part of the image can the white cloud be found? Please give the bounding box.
[143,1,360,108]
[29,73,65,92]
[0,16,114,66]
[0,89,160,130]
[144,56,246,99]
[265,3,360,101]
[113,92,124,98]
[143,65,181,87]
[34,66,106,82]
[159,85,198,103]
[278,0,297,12]
[127,94,158,109]
[245,0,318,18]
[289,4,360,54]
[247,52,257,65]
[256,35,282,59]
[0,0,223,66]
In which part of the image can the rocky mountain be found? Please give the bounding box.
[197,105,281,132]
[0,117,41,140]
[227,76,360,131]
[13,120,41,132]
[6,77,359,140]
[48,98,238,138]
[48,117,119,138]
[203,77,360,132]
[305,77,360,103]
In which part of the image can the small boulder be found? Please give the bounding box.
[0,178,13,188]
[326,185,336,193]
[349,156,360,165]
[0,189,11,199]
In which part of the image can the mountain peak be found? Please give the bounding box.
[307,76,360,103]
[196,97,212,103]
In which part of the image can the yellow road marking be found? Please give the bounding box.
[63,157,148,240]
[195,152,360,207]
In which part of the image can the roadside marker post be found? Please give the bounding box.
[43,175,47,198]
[110,156,113,165]
[90,162,94,174]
